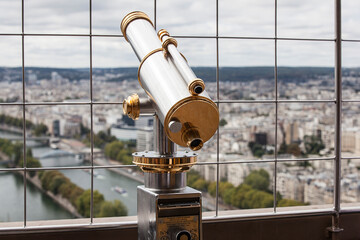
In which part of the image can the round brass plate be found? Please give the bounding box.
[133,151,197,173]
[164,96,219,149]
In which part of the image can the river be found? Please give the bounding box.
[0,130,142,222]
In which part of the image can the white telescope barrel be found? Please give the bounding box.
[121,11,219,150]
[158,30,206,96]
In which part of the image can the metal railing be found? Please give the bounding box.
[0,0,359,234]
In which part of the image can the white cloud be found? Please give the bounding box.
[24,37,90,68]
[0,0,359,67]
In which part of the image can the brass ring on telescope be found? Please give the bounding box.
[157,29,170,41]
[137,48,164,89]
[162,37,178,57]
[132,151,197,173]
[157,29,187,62]
[162,37,178,49]
[188,78,205,95]
[179,52,188,62]
[121,11,154,41]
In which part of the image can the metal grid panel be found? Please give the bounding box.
[0,0,355,231]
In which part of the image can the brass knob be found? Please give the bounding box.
[123,94,140,120]
[182,123,204,151]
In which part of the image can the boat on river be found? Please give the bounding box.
[49,138,60,149]
[111,186,127,195]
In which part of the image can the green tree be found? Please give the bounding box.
[116,149,132,164]
[187,170,201,187]
[192,178,208,191]
[223,186,236,205]
[59,182,77,201]
[49,175,68,194]
[33,123,48,136]
[218,181,235,198]
[104,141,124,160]
[76,190,105,217]
[40,171,63,190]
[219,118,228,127]
[304,135,325,155]
[248,141,265,158]
[287,143,301,156]
[97,200,128,217]
[230,184,252,208]
[278,199,307,207]
[278,142,287,155]
[69,186,85,206]
[26,148,33,158]
[208,182,217,197]
[12,142,23,166]
[0,139,14,157]
[244,169,270,192]
[80,123,90,135]
[26,157,41,177]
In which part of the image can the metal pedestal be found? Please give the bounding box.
[137,185,202,240]
[134,116,202,240]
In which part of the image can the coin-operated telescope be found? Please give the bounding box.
[121,11,219,240]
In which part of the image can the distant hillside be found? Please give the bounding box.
[0,66,359,83]
[195,67,336,82]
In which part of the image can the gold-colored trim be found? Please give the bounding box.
[157,29,170,41]
[179,52,188,62]
[121,11,153,41]
[123,93,140,120]
[181,123,204,151]
[188,78,205,95]
[132,151,197,173]
[162,37,178,57]
[137,48,163,89]
[164,96,219,149]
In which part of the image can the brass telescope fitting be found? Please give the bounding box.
[188,78,205,95]
[181,123,204,151]
[123,94,140,120]
[157,29,170,41]
[164,96,219,150]
[132,151,197,173]
[161,37,178,57]
[157,29,206,96]
[121,11,153,41]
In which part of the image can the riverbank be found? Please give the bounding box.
[93,158,144,184]
[0,124,23,134]
[16,171,82,218]
[92,158,229,211]
[56,137,223,211]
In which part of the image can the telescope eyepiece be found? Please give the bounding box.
[188,79,205,95]
[194,85,203,94]
[182,123,204,151]
[189,138,204,151]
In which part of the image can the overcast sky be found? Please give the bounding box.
[0,0,359,68]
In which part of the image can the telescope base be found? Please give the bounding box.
[137,185,202,240]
